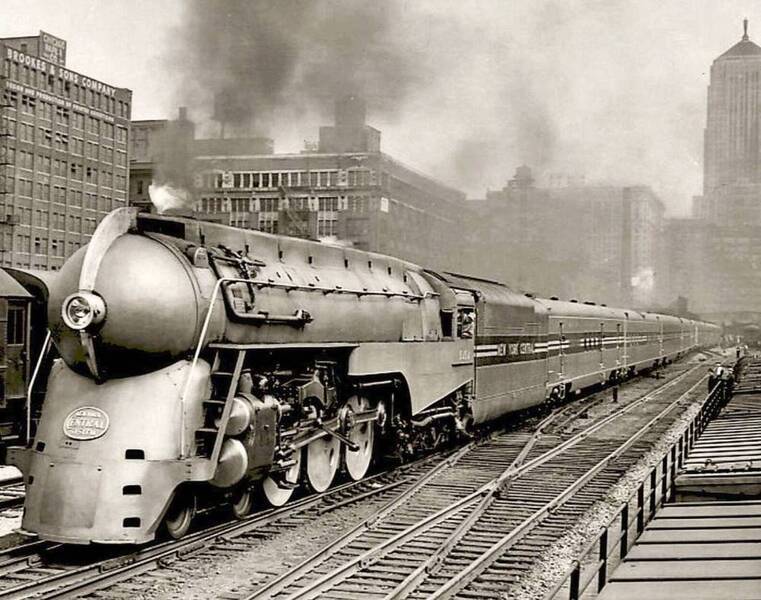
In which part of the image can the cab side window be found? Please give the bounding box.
[457,309,475,339]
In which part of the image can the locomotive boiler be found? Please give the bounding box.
[7,208,721,544]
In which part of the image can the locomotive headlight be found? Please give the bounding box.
[61,292,106,331]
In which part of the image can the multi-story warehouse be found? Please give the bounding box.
[477,167,664,308]
[0,32,131,270]
[136,97,472,273]
[193,149,468,270]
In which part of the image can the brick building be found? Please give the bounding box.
[0,32,131,270]
[134,97,473,273]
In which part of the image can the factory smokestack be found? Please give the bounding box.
[335,95,366,128]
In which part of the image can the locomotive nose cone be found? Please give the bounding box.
[50,235,206,379]
[48,208,214,380]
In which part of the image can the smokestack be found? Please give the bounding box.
[213,92,255,138]
[335,95,366,128]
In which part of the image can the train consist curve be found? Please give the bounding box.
[6,207,720,544]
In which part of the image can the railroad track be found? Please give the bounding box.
[0,476,23,513]
[0,461,440,600]
[236,363,707,600]
[0,360,703,599]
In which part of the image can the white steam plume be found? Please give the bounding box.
[148,183,189,214]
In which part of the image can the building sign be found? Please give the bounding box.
[4,47,117,97]
[5,80,116,123]
[39,30,66,66]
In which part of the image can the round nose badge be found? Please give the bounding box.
[63,406,110,440]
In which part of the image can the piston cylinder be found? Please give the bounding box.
[209,439,249,488]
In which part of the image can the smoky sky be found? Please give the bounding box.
[151,0,757,211]
[170,1,422,134]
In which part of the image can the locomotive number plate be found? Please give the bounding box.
[63,406,110,441]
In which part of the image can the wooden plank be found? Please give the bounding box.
[611,558,761,580]
[639,528,761,543]
[691,439,761,449]
[598,580,761,600]
[626,541,761,560]
[650,516,761,528]
[658,502,761,517]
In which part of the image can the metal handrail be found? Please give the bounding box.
[178,276,249,457]
[544,377,729,600]
[24,330,51,444]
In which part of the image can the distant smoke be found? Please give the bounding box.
[631,266,655,295]
[172,1,422,135]
[162,1,708,213]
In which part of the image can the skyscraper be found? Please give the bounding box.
[676,20,761,317]
[704,19,761,196]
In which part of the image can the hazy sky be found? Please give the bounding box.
[2,1,759,214]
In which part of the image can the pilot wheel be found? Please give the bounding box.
[163,488,196,540]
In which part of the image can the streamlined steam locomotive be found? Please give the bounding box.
[7,208,720,544]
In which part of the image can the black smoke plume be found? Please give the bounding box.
[172,1,422,134]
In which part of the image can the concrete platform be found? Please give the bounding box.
[599,501,761,600]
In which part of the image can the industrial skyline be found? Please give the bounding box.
[2,1,761,212]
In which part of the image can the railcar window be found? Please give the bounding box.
[6,306,24,345]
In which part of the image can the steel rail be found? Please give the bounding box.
[247,395,616,599]
[284,364,702,600]
[248,400,611,600]
[501,365,700,481]
[0,476,26,513]
[0,465,416,600]
[249,370,688,598]
[427,370,709,599]
[0,539,54,578]
[243,441,478,600]
[384,404,567,598]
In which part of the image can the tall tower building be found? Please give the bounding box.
[680,19,761,318]
[704,19,761,195]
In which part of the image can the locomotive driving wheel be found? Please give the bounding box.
[163,488,196,540]
[306,433,340,492]
[261,447,302,507]
[343,395,375,481]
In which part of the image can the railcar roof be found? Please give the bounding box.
[435,272,537,309]
[0,269,33,299]
[5,268,56,302]
[532,297,635,320]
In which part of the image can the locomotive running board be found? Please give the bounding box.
[209,342,359,350]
